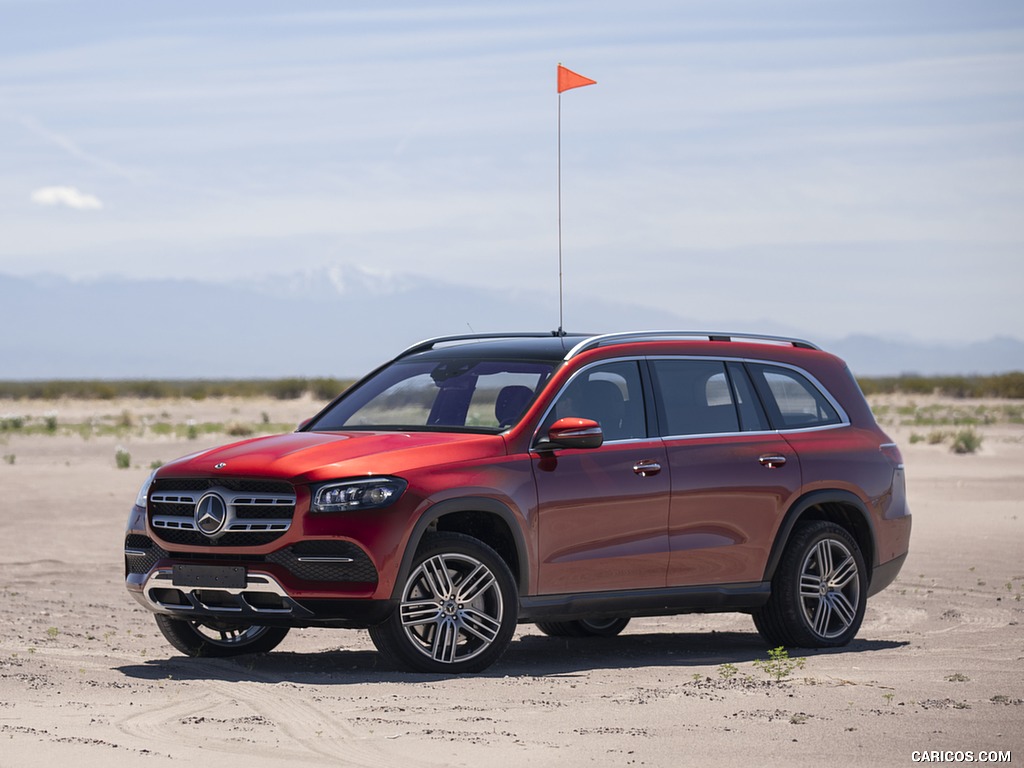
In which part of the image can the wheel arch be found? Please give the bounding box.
[763,490,877,584]
[393,497,529,599]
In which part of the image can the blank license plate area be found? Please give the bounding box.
[172,564,246,589]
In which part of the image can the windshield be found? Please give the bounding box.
[309,358,555,432]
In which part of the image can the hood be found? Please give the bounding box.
[158,429,507,484]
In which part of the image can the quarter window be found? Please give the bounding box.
[748,364,841,429]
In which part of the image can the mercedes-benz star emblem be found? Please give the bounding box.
[195,492,228,537]
[214,462,227,469]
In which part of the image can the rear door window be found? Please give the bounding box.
[649,360,741,436]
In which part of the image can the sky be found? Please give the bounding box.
[2,0,1023,345]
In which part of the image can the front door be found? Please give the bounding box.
[532,360,671,594]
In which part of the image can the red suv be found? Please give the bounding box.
[125,331,911,672]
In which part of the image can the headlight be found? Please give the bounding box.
[134,470,157,508]
[312,477,407,513]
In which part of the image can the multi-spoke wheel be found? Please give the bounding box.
[535,617,630,638]
[368,533,517,673]
[154,614,289,657]
[753,521,867,648]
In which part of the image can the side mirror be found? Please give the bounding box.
[545,417,603,450]
[295,417,313,432]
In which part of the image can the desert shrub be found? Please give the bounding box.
[1,416,24,431]
[226,422,255,437]
[951,429,983,454]
[115,447,131,469]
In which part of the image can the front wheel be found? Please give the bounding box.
[154,614,289,657]
[753,520,867,648]
[368,532,518,673]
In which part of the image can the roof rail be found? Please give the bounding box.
[565,331,820,359]
[397,331,576,360]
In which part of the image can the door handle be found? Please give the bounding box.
[633,460,662,477]
[758,454,787,469]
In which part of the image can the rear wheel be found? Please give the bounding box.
[368,532,518,673]
[154,614,289,657]
[753,520,867,648]
[535,617,631,638]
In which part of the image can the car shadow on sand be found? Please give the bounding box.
[115,630,908,685]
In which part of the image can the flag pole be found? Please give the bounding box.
[554,64,596,336]
[557,86,563,335]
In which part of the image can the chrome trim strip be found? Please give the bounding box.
[295,556,356,563]
[142,568,295,615]
[124,549,149,558]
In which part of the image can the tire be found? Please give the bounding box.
[753,520,867,648]
[535,617,631,638]
[155,614,289,657]
[368,532,518,674]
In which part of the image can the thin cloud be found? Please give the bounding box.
[30,186,104,210]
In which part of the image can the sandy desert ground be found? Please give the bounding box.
[0,394,1021,767]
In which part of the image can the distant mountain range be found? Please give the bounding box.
[1,270,1021,379]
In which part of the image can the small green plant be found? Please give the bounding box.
[149,460,164,470]
[46,627,59,640]
[945,672,969,682]
[226,422,255,437]
[951,429,982,454]
[908,433,924,444]
[717,663,739,680]
[754,646,806,682]
[927,430,947,445]
[115,447,131,469]
[2,454,14,465]
[883,692,895,706]
[187,422,199,440]
[1,416,24,431]
[44,414,58,432]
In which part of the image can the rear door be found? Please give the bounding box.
[650,359,802,587]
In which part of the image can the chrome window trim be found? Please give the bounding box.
[657,421,849,443]
[644,354,849,426]
[532,354,851,446]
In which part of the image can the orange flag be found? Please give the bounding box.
[557,65,596,93]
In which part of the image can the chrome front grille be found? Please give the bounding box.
[148,479,296,547]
